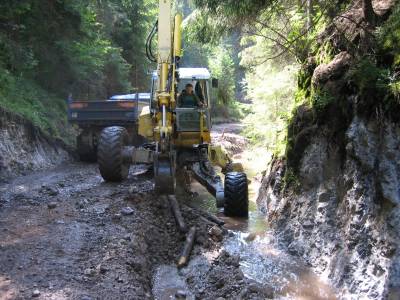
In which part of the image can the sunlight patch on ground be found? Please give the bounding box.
[0,276,18,300]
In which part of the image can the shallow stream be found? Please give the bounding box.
[153,126,337,299]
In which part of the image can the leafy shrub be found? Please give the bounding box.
[378,2,400,66]
[311,88,335,113]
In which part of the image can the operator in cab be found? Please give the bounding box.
[178,83,205,108]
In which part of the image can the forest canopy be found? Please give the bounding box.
[0,0,157,139]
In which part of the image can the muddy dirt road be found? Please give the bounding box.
[0,124,336,300]
[0,161,271,300]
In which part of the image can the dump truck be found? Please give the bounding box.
[67,93,149,162]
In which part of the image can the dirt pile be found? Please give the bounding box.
[0,108,72,182]
[211,123,248,156]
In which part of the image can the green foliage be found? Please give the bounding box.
[389,80,400,101]
[0,67,70,140]
[193,0,276,28]
[282,167,301,192]
[182,2,244,121]
[347,59,390,100]
[0,0,157,143]
[311,88,335,114]
[378,2,400,66]
[183,10,222,45]
[209,46,236,105]
[192,0,339,64]
[315,41,335,65]
[377,2,400,112]
[242,60,298,154]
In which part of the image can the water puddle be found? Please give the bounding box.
[224,231,337,299]
[152,265,195,300]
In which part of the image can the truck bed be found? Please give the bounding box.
[67,99,148,127]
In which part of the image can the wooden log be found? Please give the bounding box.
[198,215,217,227]
[168,195,188,233]
[184,204,225,226]
[177,226,196,268]
[204,212,225,227]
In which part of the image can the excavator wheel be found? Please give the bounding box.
[77,131,97,162]
[224,172,249,217]
[98,126,129,182]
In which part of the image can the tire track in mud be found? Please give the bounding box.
[0,163,269,300]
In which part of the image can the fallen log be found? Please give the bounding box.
[183,204,225,226]
[177,226,196,268]
[168,195,188,233]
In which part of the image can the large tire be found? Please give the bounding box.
[224,172,249,217]
[98,126,129,182]
[77,131,97,162]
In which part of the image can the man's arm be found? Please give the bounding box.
[177,93,183,107]
[194,94,205,107]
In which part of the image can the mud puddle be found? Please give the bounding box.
[152,265,195,300]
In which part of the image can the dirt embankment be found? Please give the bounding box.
[0,108,72,182]
[211,123,248,156]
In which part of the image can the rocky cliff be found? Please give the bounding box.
[0,108,72,182]
[258,0,400,298]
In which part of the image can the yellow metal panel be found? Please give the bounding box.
[138,106,154,140]
[158,0,172,64]
[209,145,230,169]
[174,14,182,58]
[173,132,211,148]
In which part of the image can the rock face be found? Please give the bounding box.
[259,116,400,299]
[0,108,71,181]
[258,0,399,298]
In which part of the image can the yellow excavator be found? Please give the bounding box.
[97,0,248,217]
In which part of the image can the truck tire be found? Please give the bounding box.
[98,126,129,182]
[77,132,97,162]
[224,172,249,217]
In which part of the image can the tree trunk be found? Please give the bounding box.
[362,0,376,25]
[306,0,313,29]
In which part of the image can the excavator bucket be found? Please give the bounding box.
[154,153,176,195]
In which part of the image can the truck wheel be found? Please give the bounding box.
[77,132,97,162]
[224,172,249,217]
[98,126,129,182]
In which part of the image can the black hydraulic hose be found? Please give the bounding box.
[145,22,156,60]
[146,21,158,63]
[149,24,157,61]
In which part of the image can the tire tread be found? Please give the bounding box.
[224,172,249,217]
[98,126,129,182]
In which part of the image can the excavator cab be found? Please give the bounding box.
[175,68,212,147]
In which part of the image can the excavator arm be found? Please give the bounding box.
[152,0,182,194]
[154,0,181,149]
